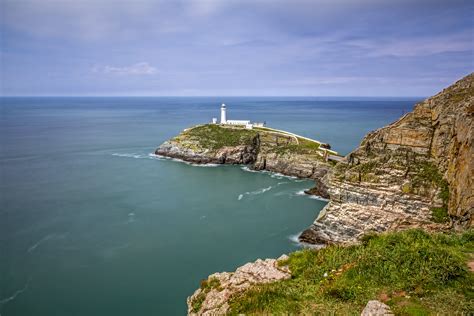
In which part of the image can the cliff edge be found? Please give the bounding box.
[300,73,473,244]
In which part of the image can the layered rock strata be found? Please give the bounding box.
[300,73,473,244]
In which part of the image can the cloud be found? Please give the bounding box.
[93,62,157,75]
[347,31,473,57]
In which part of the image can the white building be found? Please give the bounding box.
[217,103,265,129]
[220,104,227,124]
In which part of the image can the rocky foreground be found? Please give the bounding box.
[187,255,291,315]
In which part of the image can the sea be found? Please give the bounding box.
[0,97,421,315]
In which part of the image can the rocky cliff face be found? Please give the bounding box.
[156,124,333,180]
[300,73,473,244]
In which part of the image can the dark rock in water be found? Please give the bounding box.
[304,177,330,199]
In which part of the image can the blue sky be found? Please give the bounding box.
[1,0,473,96]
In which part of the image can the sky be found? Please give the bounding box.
[0,0,473,96]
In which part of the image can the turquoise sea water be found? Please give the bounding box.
[0,97,420,315]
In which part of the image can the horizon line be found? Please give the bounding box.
[0,95,426,99]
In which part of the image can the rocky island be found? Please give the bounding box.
[156,124,338,196]
[155,73,473,315]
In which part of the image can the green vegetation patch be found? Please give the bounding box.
[408,161,451,222]
[228,229,474,315]
[192,277,222,313]
[270,137,322,157]
[179,124,257,151]
[431,206,449,223]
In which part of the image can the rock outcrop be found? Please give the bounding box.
[300,73,473,245]
[187,255,291,315]
[156,124,334,180]
[361,300,394,316]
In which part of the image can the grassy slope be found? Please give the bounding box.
[174,124,258,151]
[229,229,474,315]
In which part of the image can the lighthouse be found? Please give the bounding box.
[220,103,227,124]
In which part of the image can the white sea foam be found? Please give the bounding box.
[238,186,273,200]
[251,186,272,195]
[148,153,167,160]
[27,234,55,253]
[240,166,258,173]
[240,166,303,181]
[127,212,136,223]
[270,172,298,180]
[0,278,31,305]
[308,195,330,202]
[112,153,146,159]
[288,232,325,249]
[288,232,302,245]
[191,163,220,167]
[294,190,329,201]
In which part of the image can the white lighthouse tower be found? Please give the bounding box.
[220,103,227,124]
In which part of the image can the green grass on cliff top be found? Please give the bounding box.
[179,124,323,157]
[178,124,258,150]
[228,229,474,315]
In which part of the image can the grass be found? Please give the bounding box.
[409,161,450,223]
[179,124,257,151]
[431,207,449,223]
[270,137,321,156]
[228,229,474,315]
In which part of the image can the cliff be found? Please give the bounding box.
[300,73,473,244]
[155,124,334,181]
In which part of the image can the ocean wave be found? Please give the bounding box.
[238,186,273,200]
[112,153,148,159]
[27,234,56,253]
[308,195,330,202]
[240,166,301,180]
[240,166,259,173]
[250,186,272,195]
[270,172,298,180]
[288,232,302,245]
[0,278,31,306]
[294,190,329,201]
[288,232,325,249]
